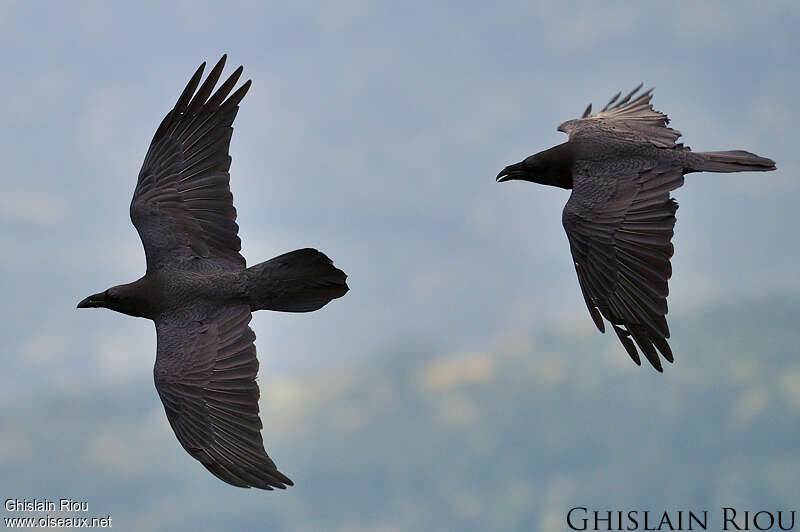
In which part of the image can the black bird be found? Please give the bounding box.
[77,56,348,489]
[497,85,775,371]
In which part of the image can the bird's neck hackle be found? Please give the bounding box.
[536,142,575,189]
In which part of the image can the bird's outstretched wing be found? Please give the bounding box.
[153,304,292,489]
[557,85,682,149]
[131,55,250,271]
[562,162,685,371]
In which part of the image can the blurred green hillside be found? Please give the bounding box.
[2,297,799,531]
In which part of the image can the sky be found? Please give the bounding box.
[1,1,798,530]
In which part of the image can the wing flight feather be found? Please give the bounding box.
[154,304,292,489]
[562,164,685,371]
[131,56,251,271]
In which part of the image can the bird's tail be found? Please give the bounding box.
[245,248,348,312]
[690,150,776,173]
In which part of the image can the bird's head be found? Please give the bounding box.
[496,145,574,189]
[496,157,539,183]
[77,282,150,318]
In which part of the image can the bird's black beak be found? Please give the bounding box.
[496,161,526,182]
[77,291,106,309]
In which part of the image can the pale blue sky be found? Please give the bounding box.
[3,1,797,385]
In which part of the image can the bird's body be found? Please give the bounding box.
[497,85,775,371]
[78,56,348,489]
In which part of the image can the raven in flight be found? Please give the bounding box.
[77,56,348,489]
[497,85,775,371]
